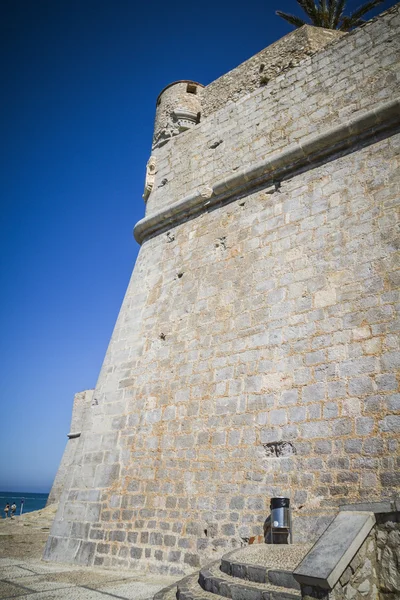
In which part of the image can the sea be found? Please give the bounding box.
[0,492,48,517]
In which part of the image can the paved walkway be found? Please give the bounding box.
[0,556,177,600]
[0,506,178,599]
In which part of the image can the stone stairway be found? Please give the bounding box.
[154,543,313,600]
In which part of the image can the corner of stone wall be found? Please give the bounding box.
[376,511,400,598]
[303,24,346,53]
[46,389,94,506]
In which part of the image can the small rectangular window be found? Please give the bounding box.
[186,84,197,95]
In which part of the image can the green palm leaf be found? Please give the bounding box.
[332,0,346,28]
[276,0,384,31]
[346,0,384,23]
[275,10,308,27]
[298,0,322,24]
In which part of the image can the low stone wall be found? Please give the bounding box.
[298,508,400,599]
[331,531,379,599]
[301,530,379,599]
[376,512,400,599]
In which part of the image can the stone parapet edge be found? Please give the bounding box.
[339,498,400,513]
[134,97,400,245]
[293,511,376,590]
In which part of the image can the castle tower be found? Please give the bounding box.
[44,9,400,575]
[152,81,203,150]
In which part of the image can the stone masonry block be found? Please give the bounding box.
[379,415,400,433]
[290,406,307,422]
[376,374,398,392]
[94,464,120,488]
[302,383,325,403]
[385,394,400,412]
[356,417,375,436]
[280,389,299,405]
[301,421,331,439]
[270,409,287,425]
[323,402,339,419]
[340,357,378,377]
[348,376,374,396]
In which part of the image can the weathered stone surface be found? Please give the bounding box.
[202,26,344,118]
[293,512,375,589]
[299,528,380,600]
[45,4,400,575]
[376,517,400,595]
[152,81,203,149]
[46,390,94,506]
[339,500,398,513]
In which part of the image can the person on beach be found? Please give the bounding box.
[10,503,17,518]
[4,503,10,518]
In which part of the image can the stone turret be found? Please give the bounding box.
[152,80,204,149]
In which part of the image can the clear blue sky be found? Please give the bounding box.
[0,0,395,493]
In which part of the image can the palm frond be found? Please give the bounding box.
[339,15,367,30]
[320,0,330,28]
[346,0,383,22]
[297,0,322,24]
[275,0,383,31]
[275,10,308,28]
[339,17,368,29]
[332,0,346,28]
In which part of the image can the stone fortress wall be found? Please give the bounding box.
[45,5,400,576]
[47,389,94,506]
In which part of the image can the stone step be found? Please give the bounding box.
[199,564,301,600]
[154,585,179,600]
[155,559,223,600]
[177,572,222,600]
[155,544,311,600]
[220,544,312,591]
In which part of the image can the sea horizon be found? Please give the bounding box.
[1,491,49,517]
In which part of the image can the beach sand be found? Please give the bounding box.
[0,503,58,560]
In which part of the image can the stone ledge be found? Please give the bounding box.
[293,511,376,590]
[134,97,400,245]
[339,498,400,513]
[67,432,81,439]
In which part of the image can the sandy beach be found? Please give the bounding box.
[0,503,58,560]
